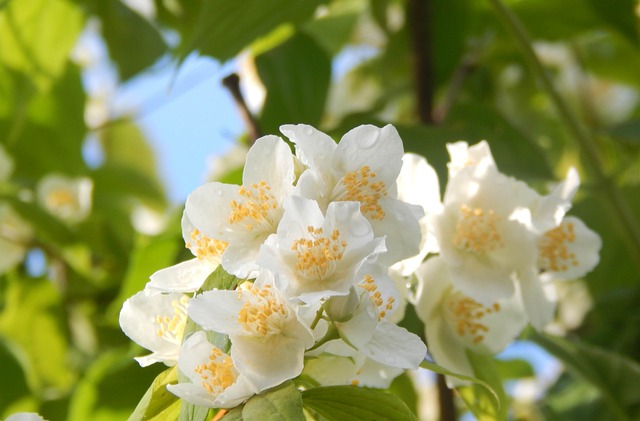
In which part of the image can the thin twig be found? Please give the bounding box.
[407,0,436,125]
[433,54,477,123]
[222,73,262,144]
[489,0,640,267]
[437,374,456,421]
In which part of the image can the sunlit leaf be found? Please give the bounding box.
[128,366,180,421]
[181,0,323,62]
[242,381,304,421]
[302,386,418,421]
[0,0,84,92]
[68,349,165,421]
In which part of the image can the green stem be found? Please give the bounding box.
[310,307,324,330]
[488,0,640,267]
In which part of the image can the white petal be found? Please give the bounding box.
[188,290,244,336]
[334,124,404,186]
[242,135,295,197]
[280,124,336,175]
[148,258,217,293]
[361,320,427,369]
[519,269,556,330]
[532,167,580,233]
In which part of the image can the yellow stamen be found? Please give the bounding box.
[338,166,387,220]
[453,205,504,254]
[291,226,346,281]
[538,221,578,272]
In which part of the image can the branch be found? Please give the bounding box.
[222,73,262,144]
[407,0,436,125]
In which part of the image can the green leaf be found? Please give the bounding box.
[302,386,418,421]
[387,372,419,416]
[94,0,168,81]
[242,381,304,421]
[0,336,31,415]
[0,0,84,92]
[510,0,601,41]
[199,264,241,293]
[0,275,76,393]
[68,349,166,421]
[531,331,640,420]
[458,351,508,421]
[107,233,182,323]
[303,12,359,56]
[605,119,640,144]
[128,366,180,421]
[584,0,639,46]
[181,0,323,62]
[495,358,535,380]
[256,32,331,135]
[178,401,209,421]
[419,359,499,405]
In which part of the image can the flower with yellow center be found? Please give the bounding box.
[187,272,314,392]
[185,134,296,279]
[119,288,191,367]
[0,203,33,275]
[257,196,386,304]
[167,331,258,408]
[280,124,424,267]
[36,174,93,224]
[414,256,527,384]
[148,213,223,293]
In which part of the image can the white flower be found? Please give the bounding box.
[281,124,424,266]
[36,174,93,223]
[187,273,314,392]
[185,135,296,278]
[119,288,190,367]
[0,144,14,182]
[537,216,601,280]
[431,159,539,305]
[318,266,427,370]
[148,213,222,293]
[257,196,386,304]
[391,152,441,276]
[303,353,403,389]
[167,331,258,408]
[0,203,33,274]
[414,257,527,383]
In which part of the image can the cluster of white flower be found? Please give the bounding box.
[119,125,601,407]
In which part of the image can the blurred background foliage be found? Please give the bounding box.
[1,0,640,420]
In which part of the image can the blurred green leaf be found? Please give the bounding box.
[107,233,182,323]
[584,0,639,46]
[0,0,84,92]
[495,358,535,380]
[178,401,209,421]
[303,12,359,56]
[387,372,419,416]
[0,336,31,416]
[0,275,75,393]
[256,32,331,134]
[302,385,418,421]
[531,332,640,420]
[128,366,180,421]
[510,0,601,41]
[458,351,508,421]
[605,119,640,144]
[242,381,303,421]
[94,0,167,81]
[181,0,323,62]
[68,349,165,421]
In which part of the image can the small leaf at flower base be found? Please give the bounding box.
[530,331,640,420]
[199,265,240,293]
[178,402,210,421]
[128,366,180,421]
[241,381,304,421]
[302,386,418,421]
[458,351,508,421]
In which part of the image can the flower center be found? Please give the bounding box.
[336,166,387,220]
[194,347,237,396]
[538,221,577,272]
[187,229,228,261]
[291,226,347,282]
[453,205,504,254]
[445,293,501,345]
[46,189,77,208]
[237,284,287,337]
[229,181,277,231]
[359,275,395,320]
[155,295,189,344]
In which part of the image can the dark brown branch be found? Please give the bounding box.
[437,373,457,421]
[222,73,262,143]
[407,0,436,125]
